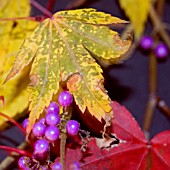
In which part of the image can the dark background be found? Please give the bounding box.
[0,0,170,169]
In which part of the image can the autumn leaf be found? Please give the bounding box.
[119,0,151,38]
[0,0,38,127]
[5,9,131,135]
[55,101,170,170]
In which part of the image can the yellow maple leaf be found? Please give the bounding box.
[0,0,38,127]
[119,0,151,39]
[5,9,131,135]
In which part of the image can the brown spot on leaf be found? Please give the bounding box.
[67,73,82,92]
[29,74,39,86]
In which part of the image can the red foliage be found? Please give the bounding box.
[57,101,170,169]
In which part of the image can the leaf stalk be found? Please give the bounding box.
[0,112,26,135]
[0,145,31,158]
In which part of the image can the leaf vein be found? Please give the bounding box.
[57,19,115,49]
[52,20,107,113]
[32,21,53,118]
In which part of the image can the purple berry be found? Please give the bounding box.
[46,102,59,115]
[155,43,168,59]
[18,156,31,169]
[50,162,62,170]
[45,126,60,142]
[22,118,29,130]
[140,36,153,50]
[32,122,46,137]
[34,139,49,153]
[39,118,45,124]
[66,120,80,135]
[33,139,49,161]
[58,91,73,106]
[45,112,60,126]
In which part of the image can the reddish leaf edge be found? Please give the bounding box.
[59,101,170,170]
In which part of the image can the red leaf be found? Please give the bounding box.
[56,101,170,170]
[111,101,148,144]
[150,131,170,169]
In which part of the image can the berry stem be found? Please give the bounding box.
[60,132,67,170]
[143,0,167,140]
[30,0,52,18]
[0,112,26,134]
[59,106,73,170]
[0,145,31,157]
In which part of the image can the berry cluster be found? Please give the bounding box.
[140,36,169,60]
[33,101,60,143]
[19,91,80,170]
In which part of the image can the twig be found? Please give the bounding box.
[143,52,157,140]
[143,0,166,139]
[30,0,53,18]
[157,98,170,119]
[0,142,30,170]
[121,1,170,52]
[149,4,170,50]
[66,0,88,10]
[0,112,26,134]
[156,0,165,15]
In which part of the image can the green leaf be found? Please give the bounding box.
[56,8,127,25]
[119,0,151,39]
[5,9,131,135]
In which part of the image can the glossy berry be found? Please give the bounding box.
[45,112,60,126]
[50,162,62,170]
[33,139,49,161]
[140,36,153,50]
[32,122,46,137]
[66,120,80,135]
[39,118,45,124]
[45,126,60,142]
[58,91,73,106]
[46,102,60,115]
[34,139,49,153]
[154,43,168,59]
[18,156,31,169]
[22,118,29,130]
